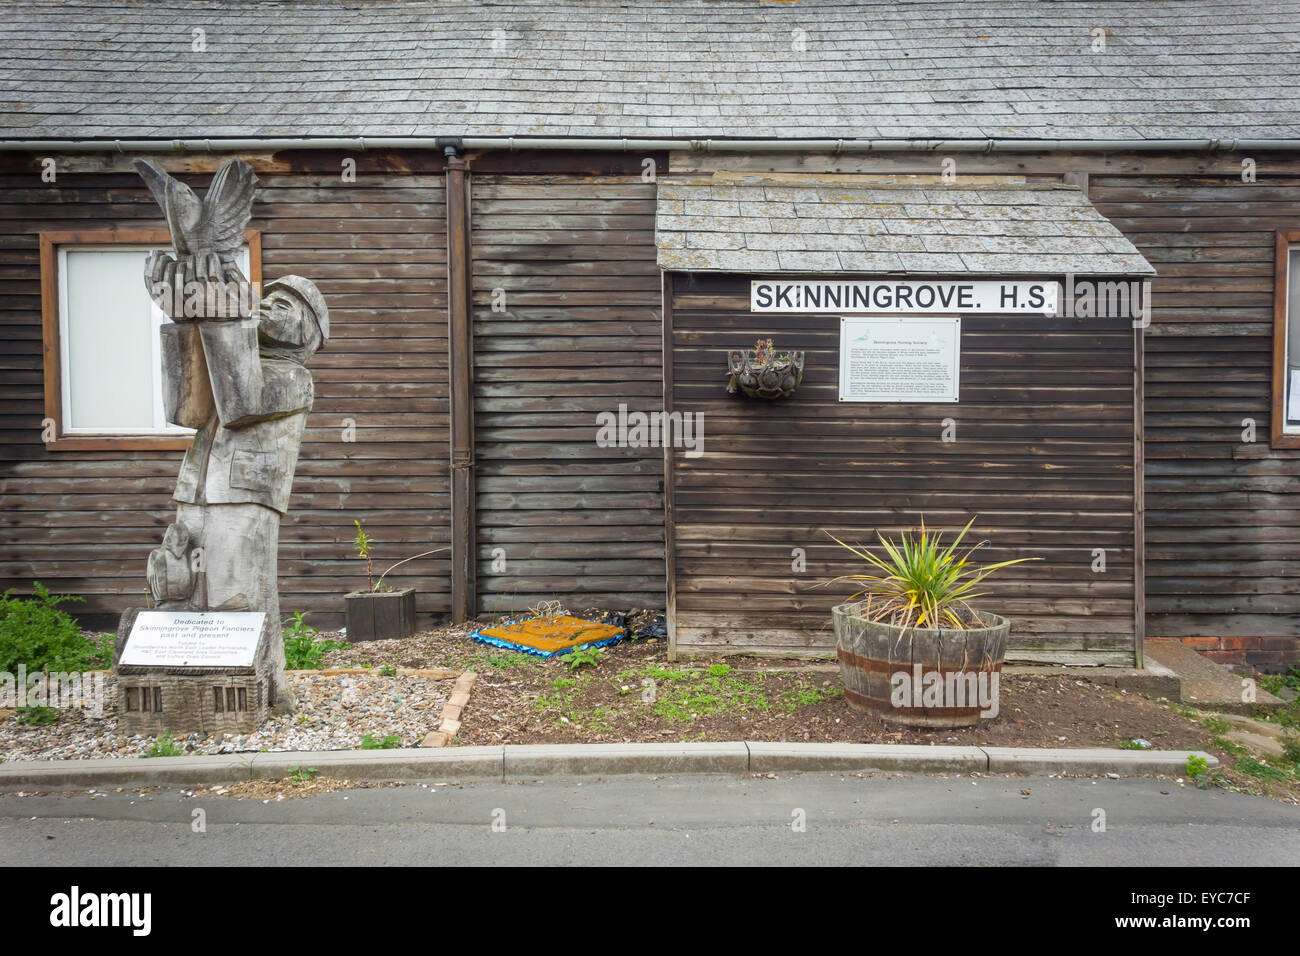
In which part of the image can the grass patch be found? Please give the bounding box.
[1212,736,1248,756]
[1236,757,1292,782]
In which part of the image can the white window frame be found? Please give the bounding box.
[1273,231,1300,447]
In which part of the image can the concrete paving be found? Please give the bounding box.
[1145,640,1285,713]
[0,742,1218,790]
[3,773,1296,866]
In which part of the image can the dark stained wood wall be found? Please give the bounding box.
[469,175,665,614]
[0,167,450,629]
[1092,175,1300,646]
[666,272,1138,663]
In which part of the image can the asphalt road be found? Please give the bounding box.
[3,772,1297,866]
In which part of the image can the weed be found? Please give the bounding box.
[1118,739,1151,751]
[378,663,397,677]
[1185,754,1208,778]
[281,612,347,670]
[144,733,184,758]
[565,645,605,670]
[15,705,59,726]
[287,766,319,786]
[360,733,401,750]
[1201,716,1231,735]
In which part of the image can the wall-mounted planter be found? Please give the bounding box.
[344,587,417,642]
[726,347,805,399]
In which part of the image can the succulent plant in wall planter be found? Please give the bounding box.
[726,338,804,399]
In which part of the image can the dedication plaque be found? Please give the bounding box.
[839,316,960,403]
[120,610,265,668]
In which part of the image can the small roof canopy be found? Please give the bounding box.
[655,179,1154,277]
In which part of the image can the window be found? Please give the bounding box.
[39,229,260,450]
[1274,232,1300,446]
[124,686,162,712]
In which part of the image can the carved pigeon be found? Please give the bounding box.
[133,157,257,277]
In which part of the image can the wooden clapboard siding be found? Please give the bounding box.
[666,273,1137,663]
[1092,174,1300,643]
[470,175,666,613]
[0,167,449,629]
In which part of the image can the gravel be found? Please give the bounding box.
[0,671,453,762]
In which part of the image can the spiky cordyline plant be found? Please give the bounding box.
[823,517,1038,630]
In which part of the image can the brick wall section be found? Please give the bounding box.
[1170,636,1299,671]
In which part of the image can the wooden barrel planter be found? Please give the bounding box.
[832,604,1009,727]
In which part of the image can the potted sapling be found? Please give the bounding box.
[344,520,446,641]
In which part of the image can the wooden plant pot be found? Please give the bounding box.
[345,587,417,642]
[726,349,805,399]
[832,604,1009,728]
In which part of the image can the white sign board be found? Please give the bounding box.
[839,317,960,403]
[752,279,1058,315]
[121,611,265,668]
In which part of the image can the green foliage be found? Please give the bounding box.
[824,518,1038,629]
[354,519,375,592]
[0,583,106,675]
[378,663,397,677]
[565,645,605,670]
[144,733,183,758]
[1281,737,1300,764]
[281,612,347,670]
[706,663,732,677]
[1185,754,1208,778]
[15,705,59,726]
[1118,739,1150,750]
[360,733,401,750]
[1200,716,1231,735]
[287,766,319,786]
[1212,736,1248,757]
[550,676,577,690]
[1236,757,1289,782]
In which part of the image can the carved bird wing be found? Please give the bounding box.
[197,158,258,261]
[133,158,197,257]
[133,158,173,217]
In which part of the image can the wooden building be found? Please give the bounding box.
[1,0,1299,670]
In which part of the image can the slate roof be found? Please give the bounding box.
[1,0,1298,141]
[655,179,1155,275]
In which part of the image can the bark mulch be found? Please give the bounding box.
[320,613,1300,803]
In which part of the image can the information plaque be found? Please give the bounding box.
[120,610,266,668]
[839,316,961,403]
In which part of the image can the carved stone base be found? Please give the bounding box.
[113,607,288,736]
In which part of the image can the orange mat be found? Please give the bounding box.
[472,614,626,657]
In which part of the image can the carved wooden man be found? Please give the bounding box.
[133,158,327,712]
